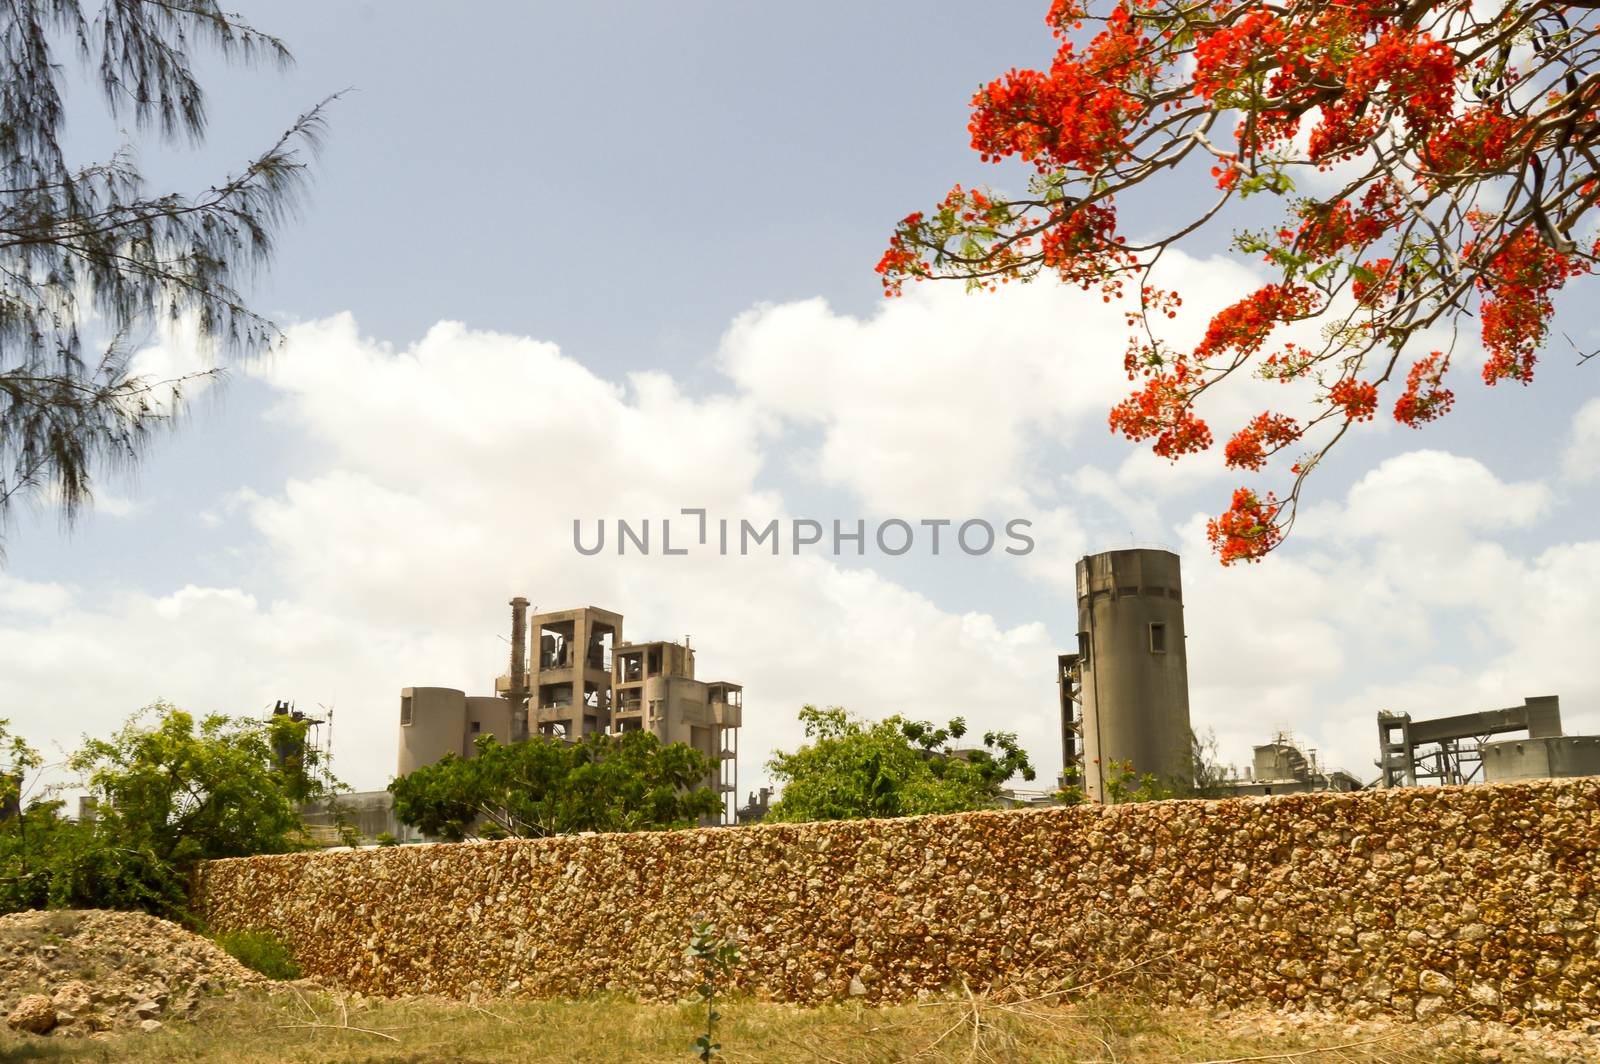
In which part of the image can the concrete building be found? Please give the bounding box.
[510,605,623,744]
[396,686,513,777]
[1377,696,1569,787]
[1482,735,1600,782]
[299,791,427,846]
[1220,734,1362,796]
[737,787,772,825]
[1063,548,1194,802]
[612,639,741,806]
[399,600,743,824]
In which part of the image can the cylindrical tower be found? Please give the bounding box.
[396,686,467,777]
[1075,549,1193,802]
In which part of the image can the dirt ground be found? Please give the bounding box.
[4,985,1599,1063]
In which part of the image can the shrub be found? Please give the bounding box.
[214,930,301,980]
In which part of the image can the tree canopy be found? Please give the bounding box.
[388,731,723,842]
[764,706,1036,823]
[878,0,1599,562]
[0,1,329,544]
[0,704,336,920]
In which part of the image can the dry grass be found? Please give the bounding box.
[0,988,1579,1064]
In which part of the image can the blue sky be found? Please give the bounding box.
[3,2,1598,795]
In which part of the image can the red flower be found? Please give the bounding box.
[1206,488,1284,565]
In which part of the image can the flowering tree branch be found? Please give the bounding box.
[878,0,1600,562]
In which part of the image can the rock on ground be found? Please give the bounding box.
[0,909,265,1038]
[6,994,54,1034]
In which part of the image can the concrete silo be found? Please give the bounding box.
[396,687,468,777]
[1074,549,1193,802]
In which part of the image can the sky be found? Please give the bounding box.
[2,1,1598,799]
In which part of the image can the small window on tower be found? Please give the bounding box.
[1148,622,1167,654]
[400,695,414,726]
[469,721,481,734]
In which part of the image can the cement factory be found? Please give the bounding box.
[306,546,1597,844]
[397,600,743,823]
[1054,547,1600,798]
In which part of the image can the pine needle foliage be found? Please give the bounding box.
[0,1,333,546]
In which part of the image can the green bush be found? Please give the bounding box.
[213,930,301,980]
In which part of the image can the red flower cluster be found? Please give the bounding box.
[1422,107,1524,174]
[1107,370,1214,459]
[874,214,929,296]
[968,7,1150,173]
[1040,202,1127,292]
[1194,284,1317,364]
[1191,6,1456,162]
[1192,9,1289,105]
[1206,488,1284,565]
[1393,352,1455,426]
[1351,257,1398,307]
[1348,30,1456,133]
[1328,378,1379,422]
[1224,412,1302,471]
[1476,229,1586,385]
[1294,182,1399,258]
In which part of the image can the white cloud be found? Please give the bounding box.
[0,574,73,617]
[0,313,1068,793]
[1013,506,1088,594]
[39,482,139,519]
[718,251,1278,517]
[1176,449,1598,781]
[1340,450,1549,541]
[127,311,221,416]
[1,294,1596,808]
[1562,398,1600,483]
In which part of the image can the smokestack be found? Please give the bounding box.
[508,596,530,741]
[509,596,529,691]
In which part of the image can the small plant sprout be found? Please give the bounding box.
[685,917,741,1062]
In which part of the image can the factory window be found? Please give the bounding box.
[1076,631,1091,668]
[400,695,414,727]
[1148,622,1167,654]
[469,721,480,734]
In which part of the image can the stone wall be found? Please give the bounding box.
[194,778,1600,1025]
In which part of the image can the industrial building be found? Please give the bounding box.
[398,600,742,824]
[1377,696,1600,787]
[395,688,512,776]
[1059,548,1195,802]
[1054,548,1597,802]
[1219,733,1362,796]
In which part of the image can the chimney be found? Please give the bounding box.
[509,596,529,692]
[507,596,530,741]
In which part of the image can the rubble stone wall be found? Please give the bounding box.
[194,778,1600,1025]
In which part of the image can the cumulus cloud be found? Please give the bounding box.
[1340,450,1550,542]
[0,312,1067,793]
[1,290,1595,805]
[1179,450,1599,780]
[718,251,1282,517]
[1563,398,1600,483]
[0,574,74,617]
